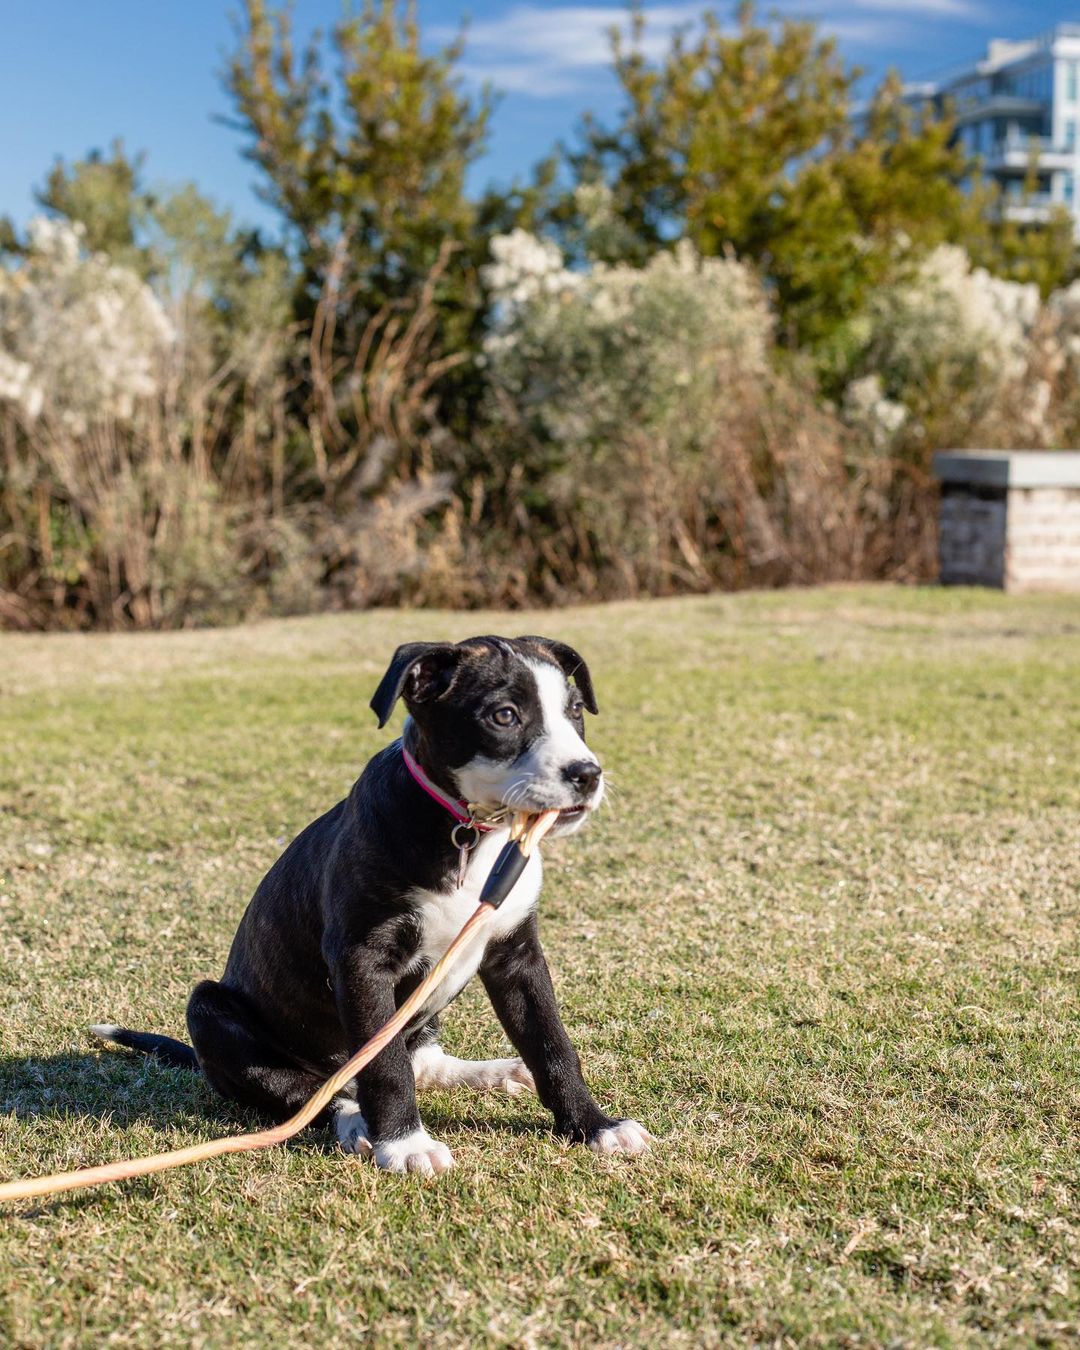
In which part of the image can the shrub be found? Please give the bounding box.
[474,231,924,597]
[0,216,458,628]
[845,244,1049,451]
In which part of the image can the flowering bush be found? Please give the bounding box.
[0,218,173,433]
[841,375,907,456]
[473,232,884,597]
[483,233,771,457]
[848,245,1046,447]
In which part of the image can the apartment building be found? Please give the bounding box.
[912,24,1080,228]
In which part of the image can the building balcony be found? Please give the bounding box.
[1000,193,1058,224]
[985,135,1076,172]
[952,94,1044,123]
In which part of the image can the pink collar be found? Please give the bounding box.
[401,743,494,831]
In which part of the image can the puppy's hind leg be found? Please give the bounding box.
[411,1042,535,1097]
[186,980,331,1125]
[188,983,381,1160]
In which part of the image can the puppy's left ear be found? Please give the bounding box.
[517,637,599,714]
[370,641,461,728]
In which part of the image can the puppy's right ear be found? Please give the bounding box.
[369,642,460,729]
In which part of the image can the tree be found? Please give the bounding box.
[965,155,1077,297]
[768,73,977,348]
[224,0,492,319]
[558,2,853,270]
[554,3,1064,350]
[34,142,157,277]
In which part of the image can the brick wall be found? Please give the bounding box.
[1005,486,1080,592]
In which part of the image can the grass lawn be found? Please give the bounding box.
[1,585,1078,1347]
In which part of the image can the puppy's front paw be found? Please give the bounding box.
[588,1119,653,1157]
[373,1127,455,1176]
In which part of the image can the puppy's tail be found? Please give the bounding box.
[89,1023,199,1072]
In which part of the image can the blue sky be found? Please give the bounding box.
[0,1,1076,236]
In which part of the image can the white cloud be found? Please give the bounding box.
[445,1,986,99]
[458,60,591,97]
[847,0,984,16]
[452,4,703,68]
[825,17,908,46]
[442,4,704,98]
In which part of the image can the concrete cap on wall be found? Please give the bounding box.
[933,450,1080,488]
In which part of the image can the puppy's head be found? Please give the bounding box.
[370,635,602,835]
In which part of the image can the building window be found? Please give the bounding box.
[1065,176,1075,206]
[1066,120,1077,151]
[1069,63,1079,102]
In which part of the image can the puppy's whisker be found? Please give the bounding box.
[503,779,532,810]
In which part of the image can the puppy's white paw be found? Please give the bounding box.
[502,1060,536,1097]
[411,1044,535,1096]
[588,1119,653,1157]
[373,1127,455,1176]
[465,1057,535,1096]
[334,1100,372,1157]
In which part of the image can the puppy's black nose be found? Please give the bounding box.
[562,760,602,796]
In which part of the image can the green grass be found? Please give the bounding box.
[1,585,1078,1348]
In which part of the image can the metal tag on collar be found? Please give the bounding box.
[470,803,513,829]
[451,820,482,888]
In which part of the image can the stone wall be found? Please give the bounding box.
[933,451,1080,593]
[938,484,1006,587]
[1005,486,1080,593]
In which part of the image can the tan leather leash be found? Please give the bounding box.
[0,809,559,1205]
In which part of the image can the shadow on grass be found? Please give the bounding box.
[0,1048,552,1147]
[1,1049,556,1216]
[0,1047,240,1134]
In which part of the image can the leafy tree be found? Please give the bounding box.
[555,3,1070,350]
[965,155,1077,296]
[224,0,492,318]
[0,142,156,274]
[35,142,157,277]
[768,74,977,348]
[557,2,853,270]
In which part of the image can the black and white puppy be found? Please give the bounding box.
[93,635,651,1174]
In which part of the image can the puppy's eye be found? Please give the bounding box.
[490,706,520,728]
[569,699,585,717]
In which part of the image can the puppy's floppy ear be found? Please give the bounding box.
[516,636,599,715]
[369,642,461,729]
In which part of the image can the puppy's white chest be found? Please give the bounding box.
[408,829,541,1018]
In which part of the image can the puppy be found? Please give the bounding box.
[93,636,651,1174]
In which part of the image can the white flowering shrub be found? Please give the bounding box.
[482,228,580,319]
[1047,278,1080,352]
[477,232,872,595]
[842,374,907,456]
[850,245,1043,444]
[482,234,771,457]
[0,217,173,433]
